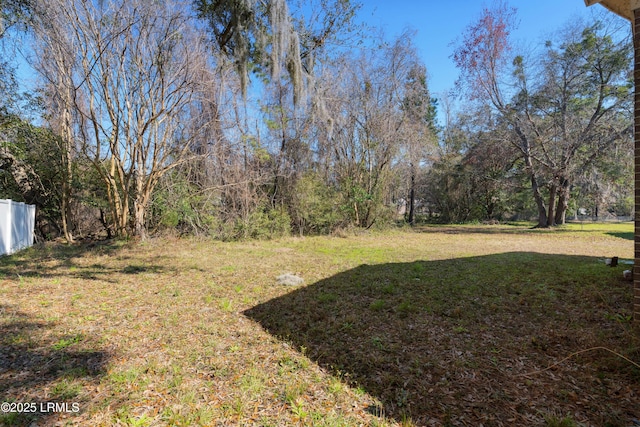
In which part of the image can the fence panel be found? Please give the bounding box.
[0,199,35,256]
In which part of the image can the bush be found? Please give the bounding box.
[290,173,343,235]
[235,206,291,239]
[150,172,216,236]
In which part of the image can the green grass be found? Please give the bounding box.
[51,333,84,350]
[50,379,82,400]
[0,223,637,426]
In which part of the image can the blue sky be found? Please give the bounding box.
[11,0,628,121]
[358,0,629,98]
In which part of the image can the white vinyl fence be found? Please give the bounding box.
[0,199,35,256]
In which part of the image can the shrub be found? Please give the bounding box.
[235,205,291,240]
[290,173,343,235]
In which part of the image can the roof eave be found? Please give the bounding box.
[584,0,635,21]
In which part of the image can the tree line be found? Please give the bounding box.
[0,0,633,241]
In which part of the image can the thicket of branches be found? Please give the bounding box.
[0,0,633,241]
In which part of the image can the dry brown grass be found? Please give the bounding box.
[0,224,638,426]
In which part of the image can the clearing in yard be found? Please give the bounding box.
[0,223,638,426]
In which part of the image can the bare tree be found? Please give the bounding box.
[30,6,76,241]
[313,32,425,228]
[32,0,213,238]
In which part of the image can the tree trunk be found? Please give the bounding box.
[547,182,557,227]
[354,201,360,226]
[514,123,547,227]
[60,181,73,242]
[407,162,416,225]
[59,99,74,243]
[134,201,146,239]
[104,159,129,237]
[133,168,147,239]
[99,209,112,239]
[524,155,547,227]
[554,177,570,225]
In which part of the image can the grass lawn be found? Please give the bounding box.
[0,223,638,426]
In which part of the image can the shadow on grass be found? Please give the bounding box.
[416,224,634,239]
[415,224,536,235]
[0,240,171,282]
[0,305,110,426]
[606,231,634,241]
[245,252,638,425]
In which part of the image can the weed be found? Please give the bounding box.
[545,415,577,427]
[396,300,417,315]
[328,378,344,395]
[0,412,30,426]
[192,407,216,425]
[318,292,338,303]
[278,354,310,372]
[219,298,233,312]
[290,398,308,419]
[354,386,366,396]
[371,336,384,350]
[340,321,354,331]
[109,367,148,393]
[126,414,153,427]
[604,312,632,323]
[369,299,385,311]
[52,334,83,350]
[411,263,426,274]
[50,379,81,400]
[382,283,395,294]
[283,381,309,404]
[229,397,245,416]
[240,369,266,395]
